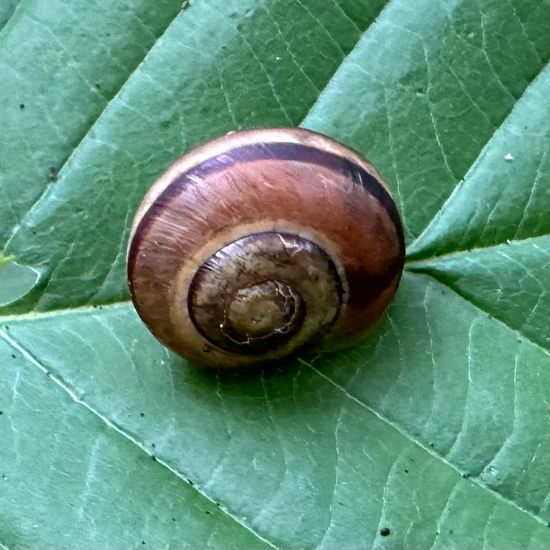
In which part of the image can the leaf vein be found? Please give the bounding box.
[307,360,549,528]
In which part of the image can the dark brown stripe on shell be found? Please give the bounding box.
[128,141,405,281]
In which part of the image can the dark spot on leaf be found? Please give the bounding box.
[404,469,409,473]
[140,412,145,418]
[188,479,194,486]
[172,517,176,522]
[151,443,156,448]
[48,166,59,181]
[450,529,454,534]
[94,83,101,90]
[461,473,469,478]
[205,510,211,515]
[11,354,15,359]
[19,103,25,110]
[215,502,221,507]
[151,455,156,462]
[380,528,390,537]
[141,542,145,545]
[0,411,2,415]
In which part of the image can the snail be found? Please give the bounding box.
[127,128,404,369]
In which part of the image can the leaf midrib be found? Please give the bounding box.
[406,233,550,266]
[2,242,549,355]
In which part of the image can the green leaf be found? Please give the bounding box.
[1,0,550,548]
[0,259,42,307]
[410,236,550,351]
[0,0,186,242]
[0,0,18,30]
[0,334,271,550]
[408,61,550,258]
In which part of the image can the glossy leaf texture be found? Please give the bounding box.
[0,0,549,548]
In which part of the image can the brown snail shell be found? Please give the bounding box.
[127,128,404,369]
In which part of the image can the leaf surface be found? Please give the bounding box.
[1,0,550,548]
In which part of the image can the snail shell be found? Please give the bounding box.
[127,128,404,369]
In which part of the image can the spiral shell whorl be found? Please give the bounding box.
[189,232,343,356]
